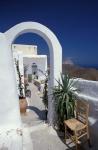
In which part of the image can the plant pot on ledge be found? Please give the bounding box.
[19,96,27,114]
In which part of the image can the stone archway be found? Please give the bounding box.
[0,22,62,126]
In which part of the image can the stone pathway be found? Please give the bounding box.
[21,83,46,127]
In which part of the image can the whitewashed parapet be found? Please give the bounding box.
[72,78,98,146]
[72,78,98,100]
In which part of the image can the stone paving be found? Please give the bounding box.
[21,83,95,150]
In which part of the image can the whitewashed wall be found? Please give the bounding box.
[0,33,22,149]
[12,44,37,56]
[24,55,47,81]
[72,78,98,147]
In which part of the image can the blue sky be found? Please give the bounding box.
[0,0,98,67]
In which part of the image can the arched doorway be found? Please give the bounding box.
[4,22,62,125]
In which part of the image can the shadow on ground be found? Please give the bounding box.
[27,106,47,121]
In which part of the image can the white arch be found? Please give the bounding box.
[4,22,62,125]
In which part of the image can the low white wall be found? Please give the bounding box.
[72,78,98,146]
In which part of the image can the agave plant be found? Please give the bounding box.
[53,73,77,129]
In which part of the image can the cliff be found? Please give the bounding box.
[62,64,98,81]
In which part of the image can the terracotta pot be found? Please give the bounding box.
[19,98,27,114]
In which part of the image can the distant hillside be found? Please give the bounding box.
[62,64,98,81]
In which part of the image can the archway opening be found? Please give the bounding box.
[12,32,50,124]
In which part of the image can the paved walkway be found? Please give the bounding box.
[21,83,46,127]
[21,83,67,150]
[21,83,94,150]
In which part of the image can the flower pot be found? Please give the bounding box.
[19,98,27,114]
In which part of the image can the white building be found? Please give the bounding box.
[12,44,47,82]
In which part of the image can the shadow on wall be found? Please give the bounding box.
[71,79,98,149]
[88,100,98,149]
[75,95,98,149]
[27,106,47,121]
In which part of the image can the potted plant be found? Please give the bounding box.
[16,60,27,114]
[53,73,77,130]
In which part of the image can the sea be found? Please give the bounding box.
[78,64,98,70]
